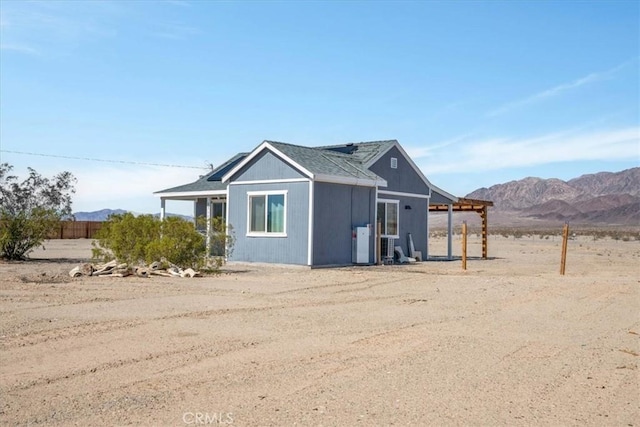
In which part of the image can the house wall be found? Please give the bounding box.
[232,150,306,181]
[226,151,310,265]
[430,191,454,204]
[227,181,310,265]
[369,146,430,194]
[370,146,431,258]
[312,182,376,266]
[390,195,429,256]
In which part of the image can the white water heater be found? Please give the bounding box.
[352,226,370,264]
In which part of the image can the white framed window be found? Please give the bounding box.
[247,191,287,237]
[377,199,399,238]
[390,157,398,169]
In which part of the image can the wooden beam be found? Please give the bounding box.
[462,221,467,270]
[429,198,493,260]
[480,206,488,259]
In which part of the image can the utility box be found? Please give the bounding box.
[352,226,370,264]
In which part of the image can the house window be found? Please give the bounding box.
[377,199,399,237]
[390,157,398,169]
[248,191,287,236]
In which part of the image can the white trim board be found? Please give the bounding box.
[229,178,310,186]
[154,190,227,199]
[377,190,431,200]
[222,141,314,183]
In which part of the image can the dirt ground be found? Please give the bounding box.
[1,235,638,426]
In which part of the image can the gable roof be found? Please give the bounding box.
[222,141,387,187]
[319,140,397,165]
[320,140,458,202]
[156,139,458,202]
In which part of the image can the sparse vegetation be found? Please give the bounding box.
[430,226,639,242]
[92,213,234,270]
[0,163,76,260]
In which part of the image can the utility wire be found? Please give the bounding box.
[1,149,208,169]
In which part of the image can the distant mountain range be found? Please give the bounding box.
[466,167,639,226]
[75,167,639,228]
[73,209,192,221]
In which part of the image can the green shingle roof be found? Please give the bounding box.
[318,140,398,165]
[266,140,395,181]
[156,140,399,195]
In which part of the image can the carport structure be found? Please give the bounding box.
[428,197,494,260]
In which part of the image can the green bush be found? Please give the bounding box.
[92,213,209,269]
[1,208,61,260]
[0,164,76,260]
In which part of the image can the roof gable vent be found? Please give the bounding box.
[390,157,398,169]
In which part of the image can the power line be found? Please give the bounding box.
[0,149,208,169]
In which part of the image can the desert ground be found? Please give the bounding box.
[1,235,638,426]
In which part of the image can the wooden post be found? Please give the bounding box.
[376,221,382,265]
[462,221,467,270]
[560,223,569,275]
[480,206,488,259]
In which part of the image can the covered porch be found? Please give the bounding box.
[154,183,228,256]
[428,193,494,261]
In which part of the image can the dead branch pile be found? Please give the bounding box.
[69,260,201,279]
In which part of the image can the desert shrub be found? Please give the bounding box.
[92,213,207,269]
[0,164,76,260]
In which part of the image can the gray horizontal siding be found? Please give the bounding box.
[369,146,430,195]
[227,181,309,265]
[313,183,376,265]
[231,150,306,182]
[430,191,455,204]
[378,194,428,257]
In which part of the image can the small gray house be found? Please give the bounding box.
[155,140,489,266]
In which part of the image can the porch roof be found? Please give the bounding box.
[154,153,247,199]
[429,197,494,211]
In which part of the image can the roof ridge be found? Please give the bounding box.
[263,140,310,149]
[265,140,355,159]
[316,140,398,149]
[319,152,370,177]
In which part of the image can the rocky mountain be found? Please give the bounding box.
[73,209,128,221]
[466,167,640,226]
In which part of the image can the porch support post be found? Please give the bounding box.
[160,198,166,221]
[480,206,488,259]
[447,204,453,260]
[425,200,430,260]
[206,197,212,256]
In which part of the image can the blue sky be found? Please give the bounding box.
[1,0,638,215]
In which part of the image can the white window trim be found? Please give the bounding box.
[390,157,398,169]
[246,190,288,237]
[377,198,399,239]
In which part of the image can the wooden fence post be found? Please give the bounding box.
[560,223,569,275]
[462,221,467,270]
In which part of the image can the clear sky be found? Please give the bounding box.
[1,0,638,215]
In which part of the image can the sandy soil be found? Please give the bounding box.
[0,236,638,426]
